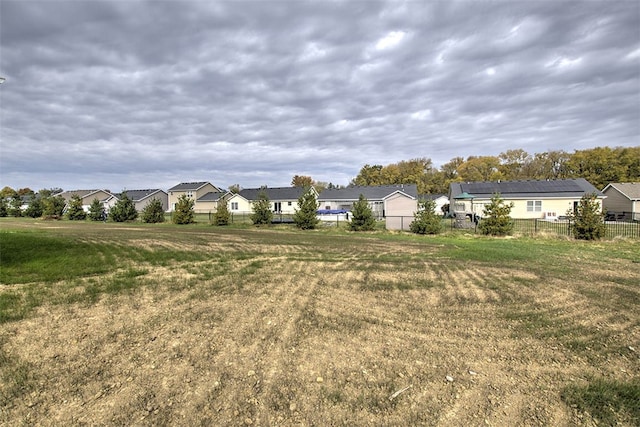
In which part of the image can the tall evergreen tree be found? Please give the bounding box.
[250,191,273,225]
[66,194,87,220]
[141,198,166,223]
[293,187,320,230]
[172,194,195,224]
[110,192,138,222]
[213,198,231,226]
[87,198,105,221]
[349,194,376,231]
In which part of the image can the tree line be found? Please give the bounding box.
[349,146,640,194]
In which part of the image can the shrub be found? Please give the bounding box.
[478,193,514,236]
[570,193,605,240]
[410,200,442,234]
[293,187,320,230]
[172,194,195,224]
[24,197,44,218]
[213,198,231,226]
[250,191,272,225]
[110,192,138,222]
[349,194,376,231]
[87,198,105,221]
[66,195,87,220]
[141,198,166,223]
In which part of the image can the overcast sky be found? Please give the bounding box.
[1,0,639,192]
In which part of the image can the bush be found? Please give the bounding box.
[66,195,87,220]
[110,192,138,222]
[410,200,442,234]
[141,198,166,223]
[250,191,272,225]
[570,193,605,240]
[24,197,44,218]
[172,194,195,224]
[293,187,320,230]
[478,194,514,236]
[87,198,106,221]
[349,194,376,231]
[213,198,231,226]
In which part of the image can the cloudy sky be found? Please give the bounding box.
[1,1,639,192]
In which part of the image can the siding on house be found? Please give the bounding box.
[449,179,605,219]
[57,189,118,212]
[167,182,222,212]
[119,189,169,212]
[602,183,640,217]
[318,184,419,219]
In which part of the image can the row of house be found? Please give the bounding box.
[53,179,639,230]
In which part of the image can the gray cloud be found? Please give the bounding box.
[1,0,638,192]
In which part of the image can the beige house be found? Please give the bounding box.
[602,183,640,221]
[167,182,223,213]
[449,178,605,220]
[119,189,169,212]
[226,187,318,215]
[57,189,118,212]
[195,191,230,214]
[318,184,419,230]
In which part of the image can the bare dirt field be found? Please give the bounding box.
[1,221,638,426]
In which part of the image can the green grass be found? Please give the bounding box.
[561,378,640,426]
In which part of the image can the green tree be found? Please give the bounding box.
[213,198,231,226]
[87,198,105,221]
[293,187,320,230]
[348,194,376,231]
[66,195,87,220]
[9,194,22,217]
[351,164,384,186]
[141,198,166,223]
[410,199,442,235]
[291,175,314,188]
[24,196,44,218]
[457,156,503,182]
[478,194,514,236]
[172,194,195,224]
[42,195,66,218]
[110,192,138,222]
[0,186,17,199]
[250,191,273,225]
[0,198,8,217]
[569,193,605,240]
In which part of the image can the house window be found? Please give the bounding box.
[527,200,542,212]
[288,201,292,206]
[231,202,238,210]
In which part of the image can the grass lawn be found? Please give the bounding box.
[1,217,638,426]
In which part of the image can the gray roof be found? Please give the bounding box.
[421,193,447,201]
[57,189,116,202]
[318,184,418,201]
[603,182,640,200]
[197,191,227,202]
[449,179,604,199]
[168,181,214,191]
[238,187,307,201]
[118,189,166,202]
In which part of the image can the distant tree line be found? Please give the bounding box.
[350,147,640,194]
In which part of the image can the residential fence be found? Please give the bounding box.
[384,216,640,239]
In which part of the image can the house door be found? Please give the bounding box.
[273,202,282,213]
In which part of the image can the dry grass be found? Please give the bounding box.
[1,220,638,426]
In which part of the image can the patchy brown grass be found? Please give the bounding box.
[1,220,638,426]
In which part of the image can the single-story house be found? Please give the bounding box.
[196,191,230,213]
[318,184,419,230]
[448,178,605,220]
[601,182,640,222]
[421,194,449,215]
[167,182,223,213]
[119,189,169,213]
[57,189,119,213]
[226,187,318,215]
